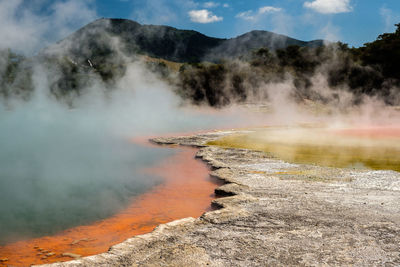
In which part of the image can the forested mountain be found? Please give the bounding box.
[43,18,324,63]
[1,19,400,107]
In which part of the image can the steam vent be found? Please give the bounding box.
[1,1,400,266]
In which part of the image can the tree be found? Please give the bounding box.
[360,23,400,80]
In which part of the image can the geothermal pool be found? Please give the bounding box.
[0,141,172,246]
[208,126,400,172]
[2,124,400,265]
[1,92,399,266]
[0,81,240,265]
[0,143,220,266]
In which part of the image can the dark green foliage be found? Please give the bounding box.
[45,18,324,64]
[30,18,328,105]
[47,58,89,98]
[250,48,276,68]
[177,25,400,106]
[178,63,229,106]
[358,24,400,80]
[231,74,246,101]
[145,61,170,79]
[276,46,318,74]
[0,49,33,99]
[2,19,400,107]
[205,30,324,61]
[48,18,224,63]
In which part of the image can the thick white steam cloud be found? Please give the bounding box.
[0,1,244,242]
[0,55,248,243]
[0,0,96,55]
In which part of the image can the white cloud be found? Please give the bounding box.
[188,9,223,23]
[303,0,352,14]
[203,1,219,8]
[259,6,282,14]
[0,0,97,55]
[223,3,229,8]
[236,11,255,21]
[236,6,282,21]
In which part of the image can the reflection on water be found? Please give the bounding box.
[208,127,400,172]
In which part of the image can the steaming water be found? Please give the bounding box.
[0,63,241,246]
[0,141,174,245]
[0,101,179,244]
[0,98,225,246]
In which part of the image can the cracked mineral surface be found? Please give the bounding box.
[40,130,400,266]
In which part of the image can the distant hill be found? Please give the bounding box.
[43,18,324,64]
[205,30,324,61]
[6,18,400,107]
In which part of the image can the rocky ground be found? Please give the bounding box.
[41,130,400,266]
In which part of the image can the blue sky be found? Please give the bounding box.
[94,0,400,47]
[1,0,400,54]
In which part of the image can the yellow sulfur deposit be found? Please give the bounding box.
[207,127,400,172]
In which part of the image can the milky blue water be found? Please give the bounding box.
[0,136,174,244]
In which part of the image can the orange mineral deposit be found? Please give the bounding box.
[0,145,220,266]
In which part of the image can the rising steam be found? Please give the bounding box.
[0,57,242,244]
[1,0,400,246]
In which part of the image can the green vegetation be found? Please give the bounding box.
[177,24,400,107]
[0,49,33,99]
[359,24,400,81]
[1,19,400,107]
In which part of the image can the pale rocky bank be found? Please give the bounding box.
[40,130,400,266]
